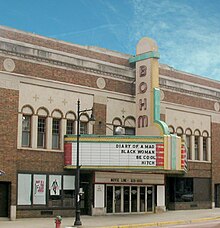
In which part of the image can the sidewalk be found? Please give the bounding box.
[1,208,220,228]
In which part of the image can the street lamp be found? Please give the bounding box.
[0,170,5,176]
[74,99,95,227]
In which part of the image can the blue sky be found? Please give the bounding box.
[1,0,220,81]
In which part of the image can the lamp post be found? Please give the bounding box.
[0,170,5,176]
[74,99,95,227]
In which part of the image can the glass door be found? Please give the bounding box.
[140,187,145,212]
[106,186,113,213]
[123,186,130,212]
[115,186,121,213]
[106,185,154,214]
[131,186,137,212]
[147,186,154,212]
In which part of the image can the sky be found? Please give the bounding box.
[0,0,220,81]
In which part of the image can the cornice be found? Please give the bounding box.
[0,40,134,82]
[160,77,220,101]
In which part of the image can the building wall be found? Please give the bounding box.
[0,26,220,218]
[0,87,18,208]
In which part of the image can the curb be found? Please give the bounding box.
[93,216,220,228]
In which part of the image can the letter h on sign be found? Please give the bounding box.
[139,98,147,111]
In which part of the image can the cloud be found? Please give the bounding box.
[130,0,220,80]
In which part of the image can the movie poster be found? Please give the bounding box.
[33,174,46,204]
[49,175,61,196]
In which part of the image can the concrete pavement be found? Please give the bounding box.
[1,208,220,228]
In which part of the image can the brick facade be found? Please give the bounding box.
[0,25,219,218]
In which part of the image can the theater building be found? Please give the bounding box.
[0,26,218,219]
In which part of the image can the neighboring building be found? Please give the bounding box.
[0,26,218,220]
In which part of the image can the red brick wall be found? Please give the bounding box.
[160,68,220,90]
[211,122,220,202]
[163,90,215,111]
[0,27,130,67]
[17,150,64,173]
[0,88,19,205]
[0,57,134,95]
[93,103,107,135]
[185,162,211,178]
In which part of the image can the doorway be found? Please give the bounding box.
[106,185,154,213]
[0,182,9,217]
[215,184,220,207]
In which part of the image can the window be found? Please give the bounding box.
[22,115,31,147]
[52,118,60,149]
[169,178,193,202]
[168,126,175,134]
[203,137,208,161]
[48,175,62,207]
[17,173,75,208]
[37,117,46,148]
[124,117,135,135]
[194,136,199,160]
[186,135,191,160]
[66,119,75,135]
[125,127,135,135]
[176,127,183,138]
[80,121,88,134]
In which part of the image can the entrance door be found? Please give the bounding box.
[147,186,154,212]
[107,186,113,213]
[106,185,154,214]
[140,187,145,212]
[123,186,130,212]
[0,182,9,217]
[215,184,220,207]
[80,182,89,215]
[114,186,121,213]
[131,187,137,212]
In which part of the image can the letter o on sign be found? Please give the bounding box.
[139,82,147,93]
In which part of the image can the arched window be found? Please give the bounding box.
[21,106,34,147]
[52,110,63,149]
[194,129,201,160]
[185,128,192,160]
[112,118,122,135]
[66,111,76,135]
[168,125,175,134]
[176,127,183,137]
[202,131,209,161]
[124,116,135,135]
[79,113,89,135]
[37,107,49,148]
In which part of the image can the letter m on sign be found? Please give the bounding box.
[138,115,148,128]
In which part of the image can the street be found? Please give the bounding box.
[162,219,220,228]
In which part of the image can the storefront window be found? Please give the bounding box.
[17,173,75,208]
[175,178,193,202]
[48,175,62,207]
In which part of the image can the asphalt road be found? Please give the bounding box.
[162,219,220,228]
